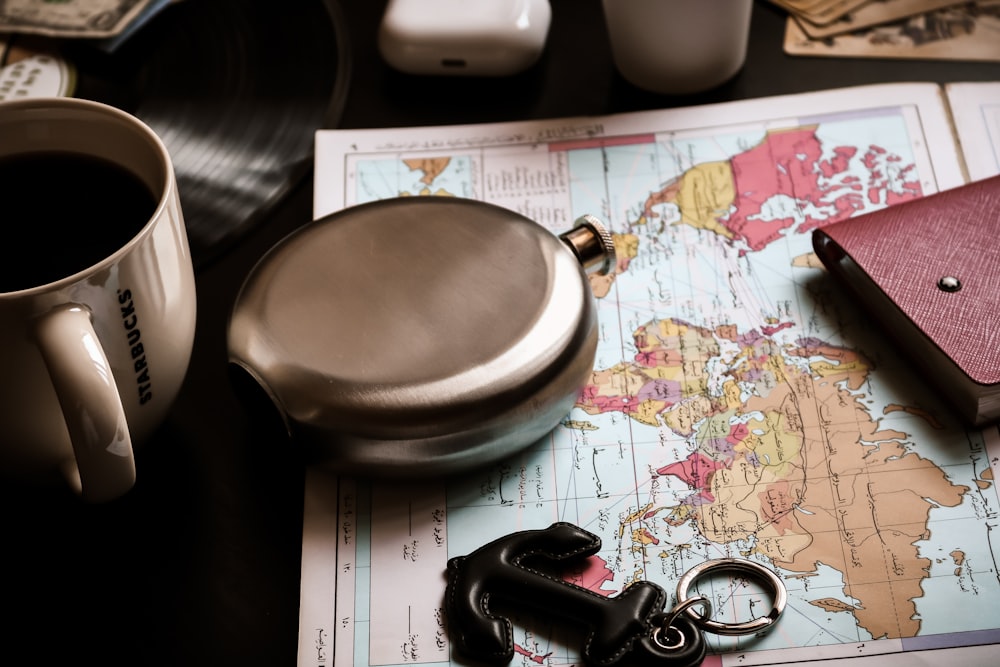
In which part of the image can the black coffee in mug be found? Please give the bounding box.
[0,150,158,293]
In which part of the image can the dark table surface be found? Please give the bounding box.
[2,1,997,665]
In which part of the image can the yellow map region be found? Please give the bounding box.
[639,161,737,239]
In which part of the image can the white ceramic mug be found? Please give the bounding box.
[0,97,197,502]
[602,0,753,95]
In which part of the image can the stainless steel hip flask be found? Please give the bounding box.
[228,197,614,476]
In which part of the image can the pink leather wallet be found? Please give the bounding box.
[813,174,1000,426]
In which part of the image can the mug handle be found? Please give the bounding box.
[34,306,137,502]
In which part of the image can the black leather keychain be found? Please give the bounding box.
[446,522,786,667]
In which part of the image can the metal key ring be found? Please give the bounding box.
[655,594,712,651]
[676,558,786,636]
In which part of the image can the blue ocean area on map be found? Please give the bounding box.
[335,102,1000,666]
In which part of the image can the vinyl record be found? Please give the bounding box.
[61,0,351,266]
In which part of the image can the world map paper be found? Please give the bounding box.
[302,82,1000,667]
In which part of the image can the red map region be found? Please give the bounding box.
[761,321,795,336]
[657,453,726,497]
[578,386,644,417]
[722,127,921,251]
[561,553,617,597]
[513,645,550,664]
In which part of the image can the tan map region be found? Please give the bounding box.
[590,233,638,299]
[691,338,967,639]
[811,598,859,613]
[976,466,994,490]
[580,317,970,640]
[403,157,451,185]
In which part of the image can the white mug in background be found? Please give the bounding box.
[602,0,753,95]
[0,97,197,502]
